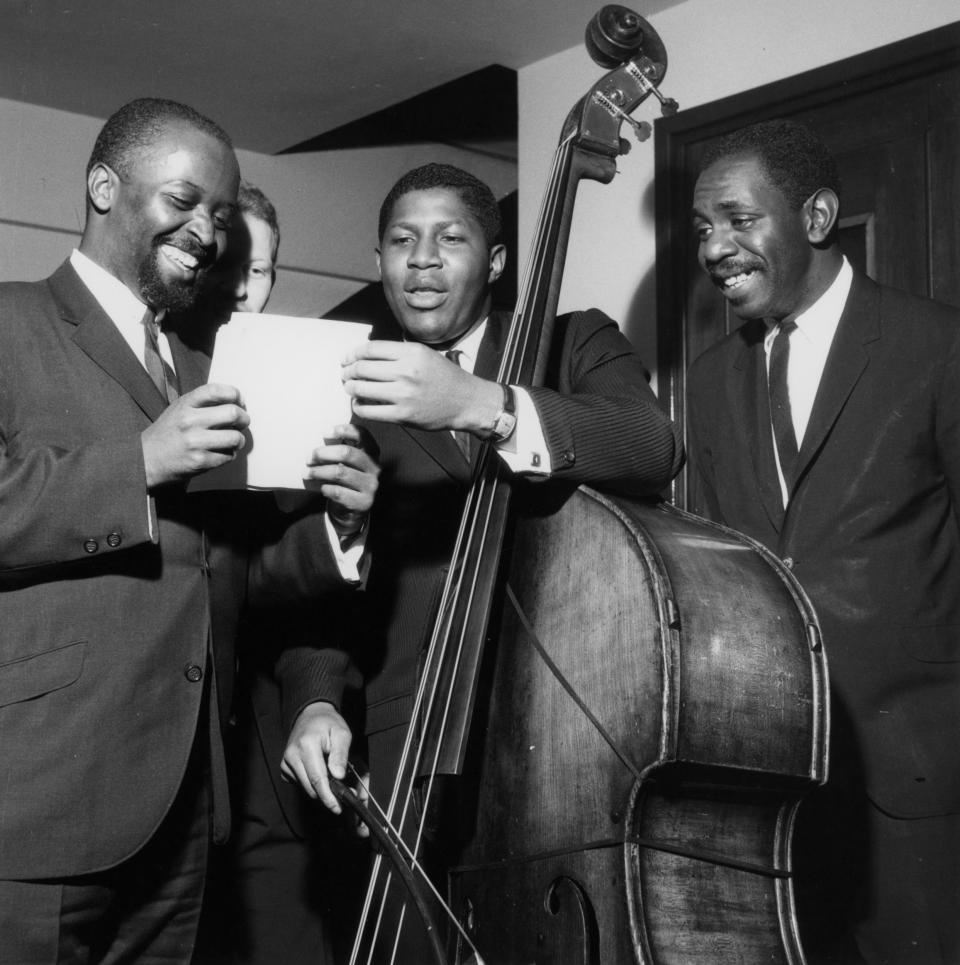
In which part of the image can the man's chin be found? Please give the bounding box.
[720,286,767,322]
[139,264,208,314]
[394,309,474,346]
[155,286,201,314]
[715,271,771,321]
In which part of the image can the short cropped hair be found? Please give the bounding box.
[238,180,281,259]
[378,163,502,246]
[87,97,232,179]
[699,118,841,209]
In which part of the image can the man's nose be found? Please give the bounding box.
[408,238,441,267]
[701,227,737,265]
[189,208,217,249]
[232,270,248,301]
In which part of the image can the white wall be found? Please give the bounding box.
[0,96,516,317]
[0,99,95,278]
[2,1,954,334]
[517,0,960,384]
[235,144,515,317]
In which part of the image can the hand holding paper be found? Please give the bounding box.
[342,339,495,432]
[190,313,372,491]
[143,383,250,489]
[304,421,380,537]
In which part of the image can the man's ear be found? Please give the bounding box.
[488,243,506,284]
[87,162,120,215]
[805,187,839,245]
[375,248,382,279]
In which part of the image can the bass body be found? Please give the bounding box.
[449,486,828,964]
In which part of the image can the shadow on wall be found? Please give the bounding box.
[623,176,659,390]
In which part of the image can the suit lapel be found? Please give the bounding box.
[405,425,472,481]
[48,261,169,422]
[368,317,470,482]
[792,273,877,491]
[734,323,786,531]
[404,313,509,479]
[475,311,508,382]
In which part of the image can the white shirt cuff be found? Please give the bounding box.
[495,387,551,475]
[324,511,369,585]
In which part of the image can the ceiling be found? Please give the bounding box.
[1,0,683,155]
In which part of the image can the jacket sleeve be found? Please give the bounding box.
[240,496,366,731]
[0,436,155,573]
[244,495,349,607]
[246,580,366,735]
[275,642,363,734]
[524,309,683,496]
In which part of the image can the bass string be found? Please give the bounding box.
[352,135,577,960]
[352,453,503,959]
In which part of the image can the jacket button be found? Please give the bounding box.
[561,449,575,465]
[83,539,99,554]
[184,664,203,683]
[782,556,795,569]
[106,532,122,548]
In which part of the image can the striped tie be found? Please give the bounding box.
[142,309,180,404]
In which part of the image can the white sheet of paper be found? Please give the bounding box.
[189,313,371,491]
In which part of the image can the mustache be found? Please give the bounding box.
[708,258,763,278]
[154,235,217,270]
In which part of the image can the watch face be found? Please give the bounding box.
[493,410,518,442]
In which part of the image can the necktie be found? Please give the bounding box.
[142,309,179,404]
[444,350,473,461]
[768,319,799,490]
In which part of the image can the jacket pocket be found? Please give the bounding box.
[0,641,86,708]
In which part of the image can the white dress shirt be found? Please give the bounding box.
[764,256,853,505]
[70,249,176,370]
[450,319,551,475]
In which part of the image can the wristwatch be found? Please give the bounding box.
[489,383,517,443]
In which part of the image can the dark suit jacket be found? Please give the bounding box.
[687,271,960,818]
[0,261,342,878]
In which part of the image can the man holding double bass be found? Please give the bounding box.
[286,161,682,959]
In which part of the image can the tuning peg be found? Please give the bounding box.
[659,96,679,117]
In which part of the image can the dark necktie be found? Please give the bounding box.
[444,350,473,461]
[768,319,799,489]
[142,309,179,404]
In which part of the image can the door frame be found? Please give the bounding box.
[654,21,960,508]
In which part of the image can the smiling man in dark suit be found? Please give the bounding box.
[686,118,960,964]
[0,98,377,964]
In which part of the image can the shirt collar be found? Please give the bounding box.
[70,248,150,327]
[795,256,853,339]
[765,256,853,346]
[448,316,488,366]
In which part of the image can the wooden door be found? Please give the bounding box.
[654,23,960,510]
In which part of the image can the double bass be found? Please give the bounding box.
[337,6,829,962]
